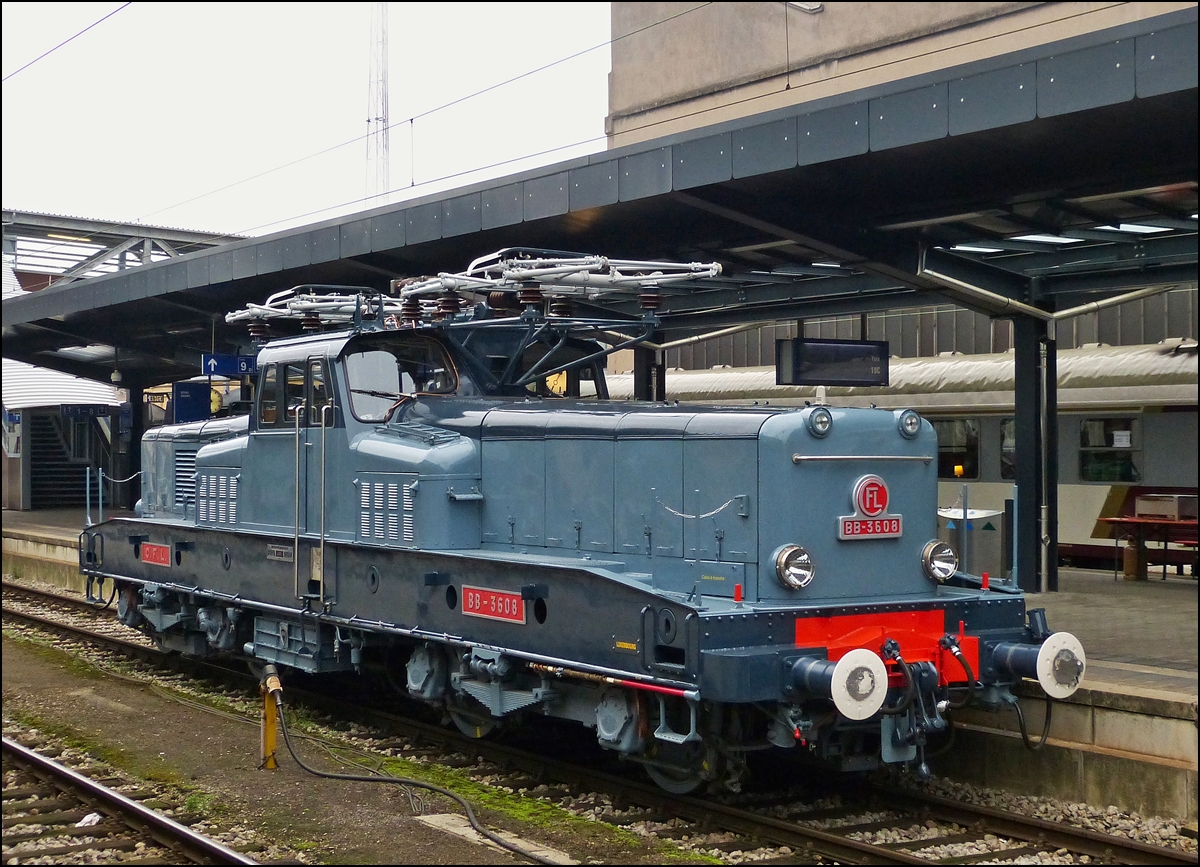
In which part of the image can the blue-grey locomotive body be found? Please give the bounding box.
[80,251,1085,792]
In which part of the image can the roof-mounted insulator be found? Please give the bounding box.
[400,297,422,324]
[437,293,462,318]
[488,291,517,310]
[548,298,573,317]
[518,282,543,310]
[247,321,270,342]
[639,292,664,311]
[301,315,322,332]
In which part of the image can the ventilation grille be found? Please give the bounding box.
[174,449,198,508]
[358,475,416,544]
[197,472,239,525]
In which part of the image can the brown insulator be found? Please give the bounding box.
[488,291,517,310]
[301,315,322,331]
[400,297,423,323]
[518,283,544,308]
[247,321,270,342]
[438,293,463,317]
[548,298,573,317]
[639,293,664,311]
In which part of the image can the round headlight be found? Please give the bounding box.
[898,409,921,439]
[921,539,958,583]
[775,545,815,589]
[807,407,832,438]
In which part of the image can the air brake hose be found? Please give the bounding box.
[939,636,978,710]
[879,640,917,716]
[1011,694,1054,751]
[265,669,556,865]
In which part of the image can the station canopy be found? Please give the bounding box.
[3,9,1196,391]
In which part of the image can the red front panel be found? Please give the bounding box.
[462,585,526,624]
[795,609,979,687]
[141,542,171,567]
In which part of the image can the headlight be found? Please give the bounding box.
[775,545,815,589]
[898,409,921,439]
[921,539,958,583]
[807,407,832,438]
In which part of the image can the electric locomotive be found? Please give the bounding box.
[80,250,1086,793]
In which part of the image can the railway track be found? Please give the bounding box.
[4,579,1196,866]
[2,735,257,865]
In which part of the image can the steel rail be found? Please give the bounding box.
[872,787,1199,867]
[2,737,257,865]
[7,585,1195,866]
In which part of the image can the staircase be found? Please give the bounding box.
[29,414,89,508]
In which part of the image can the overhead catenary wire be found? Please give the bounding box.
[7,3,712,271]
[1,2,132,83]
[136,2,713,230]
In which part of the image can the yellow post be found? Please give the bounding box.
[260,681,278,770]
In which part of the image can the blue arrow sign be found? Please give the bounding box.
[201,353,239,376]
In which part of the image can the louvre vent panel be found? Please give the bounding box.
[196,471,240,526]
[174,450,197,507]
[357,474,417,545]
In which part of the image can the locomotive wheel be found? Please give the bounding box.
[446,699,499,739]
[644,742,713,795]
[646,760,707,794]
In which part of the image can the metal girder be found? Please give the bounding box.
[670,190,936,295]
[917,248,1029,303]
[53,237,142,285]
[1041,262,1198,297]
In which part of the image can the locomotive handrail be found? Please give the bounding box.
[294,402,303,600]
[791,453,933,463]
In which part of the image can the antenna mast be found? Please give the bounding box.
[366,2,389,202]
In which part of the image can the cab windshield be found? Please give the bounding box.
[342,335,457,422]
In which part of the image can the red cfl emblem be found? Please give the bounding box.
[855,475,888,517]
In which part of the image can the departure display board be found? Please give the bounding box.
[776,338,890,387]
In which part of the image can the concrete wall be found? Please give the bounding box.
[607,1,1197,146]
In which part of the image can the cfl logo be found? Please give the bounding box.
[853,475,889,518]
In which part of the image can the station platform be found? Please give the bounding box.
[3,507,1196,822]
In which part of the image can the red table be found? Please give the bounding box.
[1099,517,1199,581]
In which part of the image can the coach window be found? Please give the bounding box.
[931,419,979,479]
[1079,418,1141,482]
[258,363,279,425]
[1000,419,1016,480]
[284,363,306,424]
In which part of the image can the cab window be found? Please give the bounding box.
[308,359,333,425]
[284,363,305,423]
[258,363,279,425]
[343,336,457,422]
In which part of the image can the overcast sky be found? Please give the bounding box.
[1,2,611,237]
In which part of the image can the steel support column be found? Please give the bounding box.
[1043,332,1059,592]
[127,387,143,511]
[1014,316,1054,593]
[632,342,665,401]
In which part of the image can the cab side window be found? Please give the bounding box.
[284,363,305,423]
[308,359,333,425]
[258,363,279,425]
